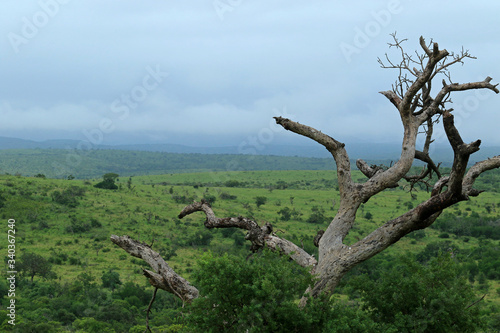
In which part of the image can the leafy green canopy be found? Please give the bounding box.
[183,251,485,333]
[185,250,311,332]
[184,250,387,333]
[18,252,56,282]
[94,173,119,190]
[349,253,485,333]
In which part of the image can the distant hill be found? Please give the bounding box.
[0,149,339,179]
[0,136,498,179]
[0,136,498,162]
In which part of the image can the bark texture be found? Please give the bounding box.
[178,200,317,268]
[111,35,500,302]
[110,235,199,303]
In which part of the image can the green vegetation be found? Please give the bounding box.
[94,173,120,190]
[18,252,56,283]
[0,169,498,331]
[186,250,315,332]
[185,251,485,332]
[348,254,484,332]
[254,196,268,208]
[0,149,336,179]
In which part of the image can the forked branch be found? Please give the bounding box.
[111,35,500,309]
[179,200,317,268]
[463,156,500,196]
[273,116,354,199]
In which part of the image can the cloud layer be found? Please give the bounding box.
[1,1,499,147]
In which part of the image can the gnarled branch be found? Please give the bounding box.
[110,235,199,303]
[274,116,354,201]
[179,200,317,268]
[463,155,500,196]
[421,77,499,122]
[111,35,500,308]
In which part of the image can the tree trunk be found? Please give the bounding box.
[111,35,500,303]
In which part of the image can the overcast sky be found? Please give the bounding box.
[1,1,499,149]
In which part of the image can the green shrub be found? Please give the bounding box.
[349,254,485,332]
[185,250,314,332]
[306,205,326,224]
[94,179,118,190]
[219,192,237,200]
[254,196,267,208]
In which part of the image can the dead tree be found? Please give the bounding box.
[111,35,500,304]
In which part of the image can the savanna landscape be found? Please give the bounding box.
[2,3,500,332]
[0,161,499,331]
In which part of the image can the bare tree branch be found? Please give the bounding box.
[179,200,258,231]
[273,116,355,201]
[432,176,449,196]
[379,90,401,109]
[110,235,199,303]
[145,288,158,333]
[443,111,481,195]
[421,77,499,122]
[356,159,384,179]
[399,37,449,117]
[111,35,500,307]
[414,150,441,178]
[465,294,486,310]
[179,200,317,268]
[463,155,500,196]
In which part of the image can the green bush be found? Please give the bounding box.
[101,270,122,291]
[94,179,118,190]
[172,195,195,204]
[254,196,267,208]
[184,250,314,332]
[72,317,115,333]
[219,192,237,200]
[51,186,85,207]
[349,254,485,332]
[183,250,390,332]
[224,180,240,187]
[202,194,217,205]
[306,205,326,224]
[277,206,292,221]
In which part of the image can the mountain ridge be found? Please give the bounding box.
[0,136,498,163]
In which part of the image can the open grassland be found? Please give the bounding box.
[1,169,499,310]
[0,149,336,179]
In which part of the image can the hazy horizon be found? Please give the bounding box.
[1,2,500,148]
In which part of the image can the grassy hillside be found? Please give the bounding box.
[0,170,499,330]
[0,149,337,179]
[1,169,498,282]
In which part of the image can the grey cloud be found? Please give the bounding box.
[0,1,499,147]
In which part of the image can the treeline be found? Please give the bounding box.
[432,213,500,240]
[154,168,500,193]
[0,149,335,179]
[1,149,499,191]
[2,249,497,332]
